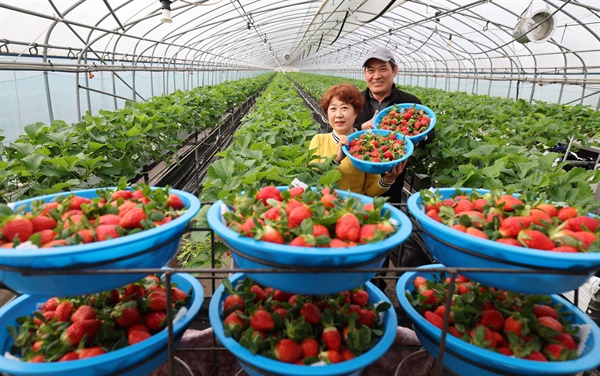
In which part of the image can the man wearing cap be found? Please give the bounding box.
[354,45,435,204]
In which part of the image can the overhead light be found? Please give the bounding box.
[160,0,172,23]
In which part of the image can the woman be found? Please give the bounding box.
[309,83,405,197]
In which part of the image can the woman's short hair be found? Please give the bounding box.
[320,83,365,114]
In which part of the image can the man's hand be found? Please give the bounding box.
[361,110,379,130]
[383,160,407,184]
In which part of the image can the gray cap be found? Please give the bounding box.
[362,46,395,67]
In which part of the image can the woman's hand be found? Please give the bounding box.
[383,160,407,184]
[361,110,379,130]
[335,135,349,164]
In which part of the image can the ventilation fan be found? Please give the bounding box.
[513,9,557,44]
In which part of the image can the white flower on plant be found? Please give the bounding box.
[132,154,139,160]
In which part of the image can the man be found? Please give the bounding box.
[354,45,435,204]
[356,46,436,292]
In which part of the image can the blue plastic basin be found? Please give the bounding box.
[0,271,204,376]
[397,265,600,376]
[209,272,397,376]
[207,188,412,294]
[407,188,600,294]
[373,103,436,145]
[0,187,201,297]
[342,129,414,174]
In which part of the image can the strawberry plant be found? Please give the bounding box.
[0,182,190,249]
[218,275,390,365]
[347,131,408,162]
[420,188,599,252]
[376,105,432,137]
[406,272,584,362]
[5,274,190,362]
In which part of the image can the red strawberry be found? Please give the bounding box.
[62,319,100,346]
[322,326,342,351]
[351,289,369,307]
[300,337,319,358]
[112,190,133,200]
[273,290,293,302]
[450,224,467,232]
[503,315,524,337]
[335,213,360,242]
[68,196,91,210]
[473,198,488,212]
[496,195,523,212]
[116,306,143,328]
[95,224,120,241]
[29,355,45,362]
[78,346,105,359]
[249,285,266,302]
[319,350,342,364]
[466,227,488,239]
[128,329,152,345]
[56,301,74,322]
[571,231,597,249]
[170,287,187,302]
[341,348,356,361]
[426,209,442,222]
[537,316,563,333]
[2,218,33,242]
[498,216,532,238]
[98,214,121,226]
[148,291,167,311]
[119,207,147,229]
[433,305,452,323]
[34,311,57,326]
[357,308,377,327]
[300,303,321,325]
[554,332,578,351]
[145,311,167,332]
[39,202,60,216]
[544,343,567,361]
[536,203,558,218]
[71,305,96,323]
[551,245,579,253]
[425,310,445,329]
[480,310,504,332]
[75,229,94,243]
[289,186,305,198]
[223,310,247,332]
[256,225,284,244]
[58,351,79,362]
[413,276,428,293]
[454,199,474,214]
[557,206,578,221]
[263,206,282,221]
[313,224,330,238]
[224,293,245,316]
[496,238,522,246]
[529,209,552,227]
[29,215,57,232]
[166,194,185,210]
[41,297,60,312]
[287,205,313,229]
[533,305,558,319]
[525,351,548,361]
[421,289,439,305]
[121,283,145,301]
[250,310,274,332]
[470,325,498,348]
[518,229,555,250]
[274,338,302,363]
[256,186,283,205]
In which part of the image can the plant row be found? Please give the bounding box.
[287,72,600,212]
[0,74,274,204]
[178,73,341,268]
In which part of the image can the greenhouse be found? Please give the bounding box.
[0,1,599,375]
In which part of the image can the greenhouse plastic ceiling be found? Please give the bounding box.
[0,0,599,82]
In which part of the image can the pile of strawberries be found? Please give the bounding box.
[222,185,398,247]
[0,185,187,249]
[407,272,582,362]
[7,274,190,363]
[421,189,599,252]
[377,105,432,137]
[220,275,390,365]
[347,131,408,162]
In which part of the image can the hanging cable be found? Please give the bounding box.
[347,0,397,24]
